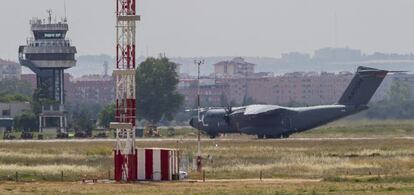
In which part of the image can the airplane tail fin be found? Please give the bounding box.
[338,66,389,106]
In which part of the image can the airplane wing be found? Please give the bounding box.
[243,105,294,116]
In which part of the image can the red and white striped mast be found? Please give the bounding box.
[112,0,140,182]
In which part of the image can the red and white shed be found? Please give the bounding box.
[137,148,180,181]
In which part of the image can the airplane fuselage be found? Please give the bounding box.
[191,104,367,139]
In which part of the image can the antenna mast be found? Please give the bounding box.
[112,0,140,182]
[103,61,109,76]
[46,10,52,24]
[64,0,67,22]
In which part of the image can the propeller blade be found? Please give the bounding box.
[224,105,233,124]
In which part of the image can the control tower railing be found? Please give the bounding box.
[26,38,72,47]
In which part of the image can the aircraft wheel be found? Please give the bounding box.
[266,135,282,139]
[282,133,290,138]
[209,135,216,139]
[257,134,265,139]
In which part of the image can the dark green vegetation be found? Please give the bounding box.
[67,102,101,136]
[0,79,32,103]
[0,94,31,103]
[13,111,38,132]
[99,104,116,128]
[136,57,184,125]
[0,79,33,98]
[366,80,414,119]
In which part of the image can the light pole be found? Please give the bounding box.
[195,59,204,173]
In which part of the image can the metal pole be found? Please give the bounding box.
[197,61,201,156]
[195,60,204,173]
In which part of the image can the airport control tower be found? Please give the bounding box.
[18,10,77,134]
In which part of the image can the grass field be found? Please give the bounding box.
[4,119,414,140]
[2,180,414,194]
[296,119,414,138]
[1,120,414,194]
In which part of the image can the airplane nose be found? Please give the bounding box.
[189,118,194,127]
[190,117,200,129]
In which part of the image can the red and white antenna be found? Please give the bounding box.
[112,0,140,182]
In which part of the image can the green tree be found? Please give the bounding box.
[366,80,414,119]
[0,93,31,103]
[242,96,255,106]
[136,57,184,124]
[99,104,116,128]
[387,80,411,103]
[0,79,33,96]
[69,103,99,136]
[32,85,58,114]
[13,111,38,132]
[219,93,229,107]
[0,79,32,103]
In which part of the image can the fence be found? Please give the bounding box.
[0,170,112,183]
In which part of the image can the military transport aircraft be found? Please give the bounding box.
[189,66,396,139]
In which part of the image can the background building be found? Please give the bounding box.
[0,102,31,118]
[0,59,21,80]
[21,73,115,106]
[67,75,115,105]
[178,55,414,107]
[214,57,256,78]
[215,71,353,106]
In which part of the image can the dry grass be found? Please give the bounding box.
[1,120,414,193]
[298,119,414,138]
[0,164,97,174]
[0,138,414,182]
[1,180,414,194]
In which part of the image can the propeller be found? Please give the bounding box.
[223,105,233,125]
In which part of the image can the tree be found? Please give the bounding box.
[68,103,99,136]
[0,93,31,103]
[0,79,32,103]
[99,104,116,128]
[13,111,38,132]
[32,85,58,115]
[242,96,255,106]
[0,79,33,96]
[219,93,229,107]
[136,57,184,124]
[387,80,411,103]
[366,80,414,119]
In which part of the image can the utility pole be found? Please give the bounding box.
[195,59,205,173]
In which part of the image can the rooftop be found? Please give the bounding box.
[214,57,256,67]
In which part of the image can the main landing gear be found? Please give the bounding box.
[257,133,291,139]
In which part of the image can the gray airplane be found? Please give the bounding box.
[190,66,392,139]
